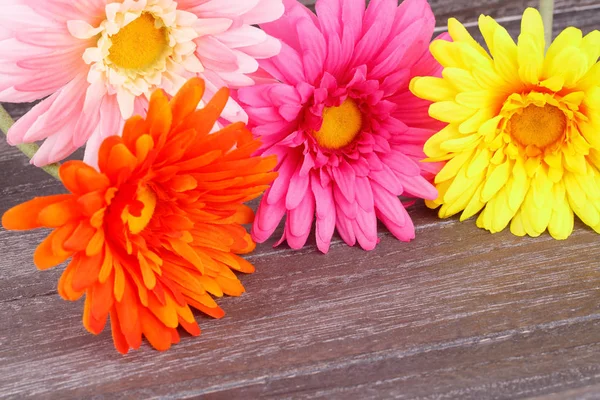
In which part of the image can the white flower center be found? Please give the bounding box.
[68,0,203,118]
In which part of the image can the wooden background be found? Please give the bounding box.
[2,0,600,398]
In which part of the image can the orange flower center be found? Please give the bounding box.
[108,13,169,70]
[313,98,363,149]
[508,104,566,148]
[124,186,157,234]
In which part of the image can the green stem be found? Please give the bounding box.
[539,0,555,50]
[0,105,61,180]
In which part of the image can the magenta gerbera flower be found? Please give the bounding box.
[0,0,284,166]
[238,0,446,253]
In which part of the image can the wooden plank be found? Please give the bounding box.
[1,129,600,397]
[299,0,599,22]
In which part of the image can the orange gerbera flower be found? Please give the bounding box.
[2,78,277,353]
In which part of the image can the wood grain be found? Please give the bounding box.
[2,0,600,399]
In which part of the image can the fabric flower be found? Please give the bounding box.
[0,0,284,166]
[237,0,444,253]
[2,78,277,353]
[410,8,600,239]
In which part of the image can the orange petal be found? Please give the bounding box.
[33,230,73,270]
[140,308,172,351]
[170,328,180,345]
[85,228,105,256]
[63,222,96,252]
[83,290,107,335]
[203,87,229,123]
[215,275,245,297]
[175,150,222,171]
[178,315,201,337]
[110,309,130,355]
[146,89,172,147]
[51,222,78,258]
[37,198,80,228]
[170,175,197,192]
[71,251,103,292]
[138,252,157,290]
[98,136,125,176]
[186,297,225,319]
[134,134,155,163]
[169,239,204,273]
[98,247,114,283]
[161,265,206,296]
[197,276,224,297]
[234,204,255,224]
[115,277,142,350]
[147,292,178,329]
[58,258,85,301]
[170,77,205,123]
[105,143,138,181]
[121,115,146,151]
[77,191,106,217]
[60,161,110,195]
[91,278,114,321]
[2,194,71,230]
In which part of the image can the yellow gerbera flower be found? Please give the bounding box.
[410,8,600,239]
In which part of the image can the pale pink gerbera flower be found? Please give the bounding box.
[0,0,284,166]
[238,0,446,253]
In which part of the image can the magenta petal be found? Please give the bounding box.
[286,163,310,210]
[252,191,287,243]
[236,0,443,251]
[371,181,407,227]
[286,194,315,248]
[311,173,336,253]
[335,207,356,247]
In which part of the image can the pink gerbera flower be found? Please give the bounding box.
[0,0,284,166]
[238,0,446,253]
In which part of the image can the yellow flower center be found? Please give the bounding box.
[313,98,363,149]
[108,13,168,70]
[126,186,157,234]
[508,104,566,148]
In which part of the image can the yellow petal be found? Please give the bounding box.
[410,76,457,102]
[459,109,494,134]
[435,148,474,183]
[430,39,464,68]
[455,91,496,109]
[429,101,476,123]
[517,33,544,85]
[577,61,600,90]
[444,162,482,204]
[440,133,480,152]
[443,67,481,91]
[563,149,587,174]
[448,18,491,60]
[532,166,553,208]
[509,210,527,236]
[507,160,529,211]
[580,30,600,70]
[467,147,492,178]
[424,124,462,158]
[544,27,583,78]
[481,161,512,202]
[491,188,515,232]
[460,183,486,221]
[545,46,589,88]
[520,8,545,53]
[491,25,520,85]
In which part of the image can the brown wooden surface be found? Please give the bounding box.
[2,1,600,399]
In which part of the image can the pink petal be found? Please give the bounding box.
[311,172,336,253]
[286,193,315,247]
[252,190,287,243]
